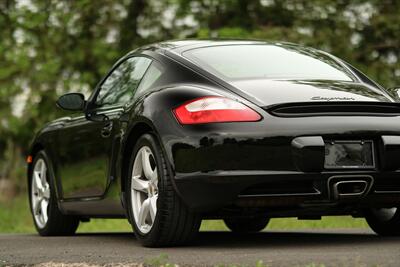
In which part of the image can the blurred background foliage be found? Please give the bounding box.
[0,0,400,197]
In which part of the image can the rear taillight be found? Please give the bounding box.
[173,96,261,125]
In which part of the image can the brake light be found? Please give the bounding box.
[173,96,261,125]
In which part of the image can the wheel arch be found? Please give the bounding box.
[120,121,155,195]
[27,142,46,184]
[27,141,63,202]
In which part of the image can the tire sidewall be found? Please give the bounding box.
[224,217,270,233]
[365,207,400,235]
[126,133,167,243]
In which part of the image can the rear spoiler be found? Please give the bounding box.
[265,101,400,118]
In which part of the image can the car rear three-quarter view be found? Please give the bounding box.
[27,40,400,247]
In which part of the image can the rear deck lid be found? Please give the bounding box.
[230,79,393,107]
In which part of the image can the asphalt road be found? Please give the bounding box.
[1,229,399,266]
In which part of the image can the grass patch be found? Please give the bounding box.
[145,253,178,267]
[0,194,368,234]
[78,218,132,233]
[0,195,34,233]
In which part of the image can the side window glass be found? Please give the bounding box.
[96,57,152,107]
[135,63,163,97]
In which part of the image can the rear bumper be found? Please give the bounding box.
[157,114,400,212]
[174,170,400,212]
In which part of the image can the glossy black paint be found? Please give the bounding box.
[28,40,400,218]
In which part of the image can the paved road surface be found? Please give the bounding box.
[1,229,399,266]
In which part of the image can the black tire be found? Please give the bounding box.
[224,217,270,233]
[126,133,201,247]
[29,151,79,236]
[365,208,400,236]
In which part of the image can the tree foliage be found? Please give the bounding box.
[0,0,399,189]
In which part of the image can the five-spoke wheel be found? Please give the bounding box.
[29,151,79,236]
[31,159,51,229]
[131,146,159,234]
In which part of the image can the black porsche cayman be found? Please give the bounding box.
[28,40,400,247]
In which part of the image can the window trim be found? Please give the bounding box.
[342,61,383,90]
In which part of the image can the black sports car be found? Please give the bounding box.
[28,40,400,247]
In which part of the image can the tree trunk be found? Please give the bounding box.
[119,0,146,53]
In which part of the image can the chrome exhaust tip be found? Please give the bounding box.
[333,180,368,199]
[328,175,373,200]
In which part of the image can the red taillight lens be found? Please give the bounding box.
[173,96,261,125]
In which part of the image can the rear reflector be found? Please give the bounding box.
[173,96,261,125]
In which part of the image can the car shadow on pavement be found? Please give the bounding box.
[195,231,399,248]
[75,230,400,248]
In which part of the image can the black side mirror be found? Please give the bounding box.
[56,93,86,111]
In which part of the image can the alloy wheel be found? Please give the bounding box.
[131,146,159,234]
[31,159,51,229]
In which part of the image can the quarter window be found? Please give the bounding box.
[135,63,163,97]
[96,57,152,107]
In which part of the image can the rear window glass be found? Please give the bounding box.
[183,44,354,81]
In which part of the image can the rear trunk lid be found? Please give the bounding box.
[230,79,393,107]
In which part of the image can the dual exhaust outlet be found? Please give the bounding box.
[329,175,373,200]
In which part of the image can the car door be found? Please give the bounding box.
[57,56,152,199]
